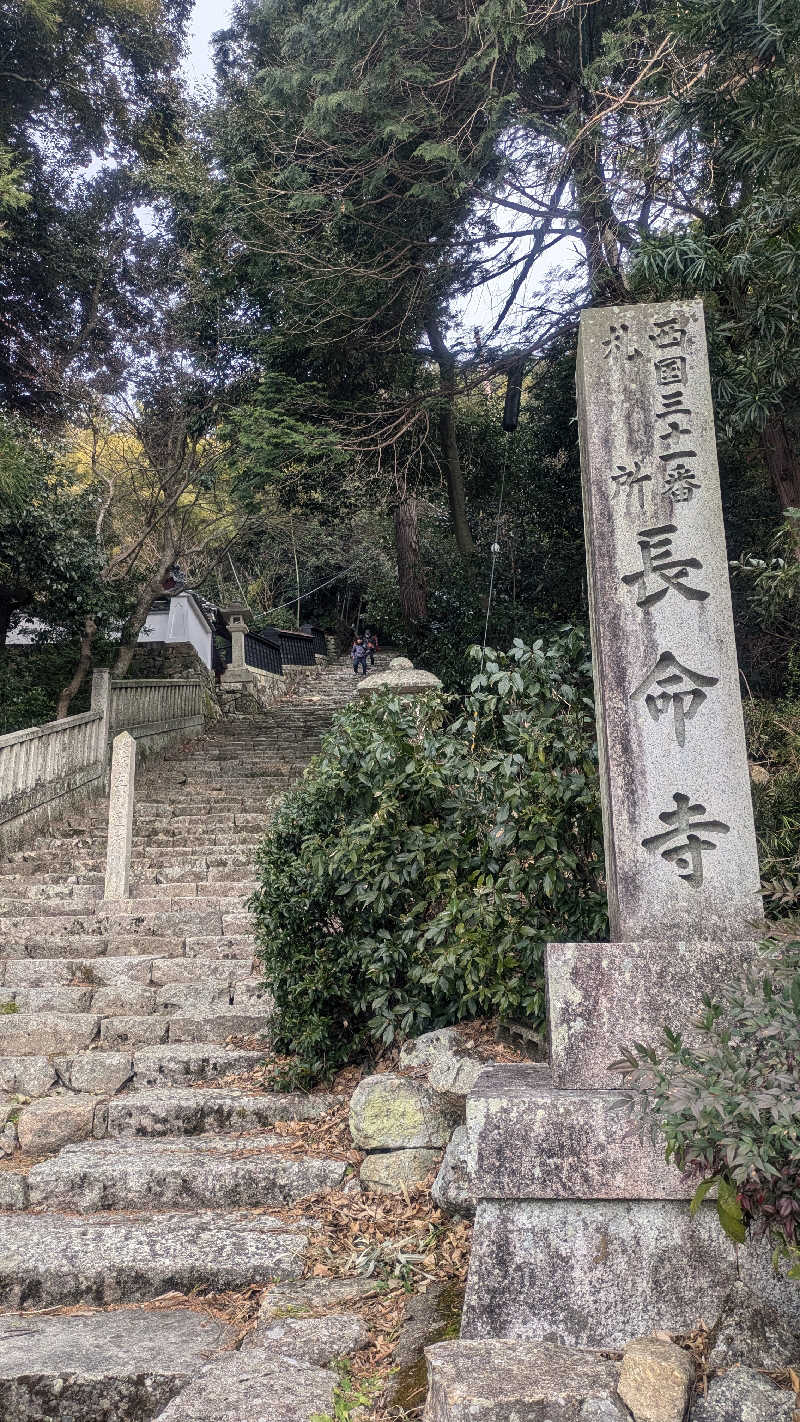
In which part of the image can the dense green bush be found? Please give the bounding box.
[615,940,800,1271]
[744,696,800,916]
[251,631,606,1084]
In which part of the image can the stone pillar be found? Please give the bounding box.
[577,299,761,942]
[104,731,136,901]
[90,667,111,770]
[461,304,786,1351]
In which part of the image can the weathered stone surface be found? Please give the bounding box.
[257,1276,385,1323]
[106,1086,339,1137]
[0,1012,99,1056]
[0,1168,27,1209]
[0,1120,18,1155]
[431,1126,475,1217]
[400,1027,486,1096]
[465,1064,695,1199]
[56,1050,133,1095]
[546,940,759,1089]
[0,1210,308,1308]
[617,1336,693,1422]
[100,1015,169,1048]
[0,1055,57,1097]
[691,1367,795,1421]
[399,1028,462,1072]
[736,1242,800,1334]
[155,1349,336,1422]
[577,300,762,942]
[131,1044,266,1086]
[357,663,442,697]
[360,1147,441,1194]
[423,1340,624,1421]
[707,1281,800,1372]
[167,1011,270,1044]
[251,1311,368,1362]
[27,1136,347,1211]
[461,1199,738,1349]
[104,730,136,901]
[349,1074,461,1149]
[0,1305,233,1422]
[17,1095,103,1155]
[91,984,156,1016]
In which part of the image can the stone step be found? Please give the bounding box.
[0,1012,100,1056]
[0,1045,267,1099]
[423,1340,624,1420]
[0,1007,270,1055]
[0,980,266,1017]
[2,954,251,989]
[104,1086,338,1138]
[99,1009,271,1051]
[129,882,257,901]
[26,1135,348,1211]
[0,1306,234,1422]
[0,1209,308,1308]
[1,935,187,960]
[131,1044,267,1087]
[153,1345,336,1422]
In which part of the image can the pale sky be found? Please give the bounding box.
[182,0,232,89]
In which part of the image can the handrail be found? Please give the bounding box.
[0,668,209,853]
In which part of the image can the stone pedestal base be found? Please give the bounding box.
[462,940,791,1349]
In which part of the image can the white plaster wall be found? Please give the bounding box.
[138,595,212,669]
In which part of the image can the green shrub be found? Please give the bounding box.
[251,630,607,1085]
[614,939,800,1271]
[744,697,800,916]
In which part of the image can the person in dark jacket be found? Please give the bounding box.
[351,636,368,676]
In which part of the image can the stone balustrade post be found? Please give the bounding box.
[90,668,111,770]
[104,731,136,901]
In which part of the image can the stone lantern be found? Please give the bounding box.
[220,604,253,685]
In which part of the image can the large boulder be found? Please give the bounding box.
[360,1148,441,1195]
[349,1074,461,1150]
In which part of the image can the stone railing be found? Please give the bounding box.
[0,668,208,853]
[109,676,207,752]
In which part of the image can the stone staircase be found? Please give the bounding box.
[0,653,391,1420]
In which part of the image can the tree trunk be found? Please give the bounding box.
[56,616,96,719]
[111,558,172,678]
[572,137,630,304]
[425,317,477,561]
[393,497,427,627]
[761,413,800,514]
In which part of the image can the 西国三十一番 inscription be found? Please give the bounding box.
[663,463,700,503]
[641,792,730,888]
[631,652,719,747]
[648,316,687,351]
[622,525,709,607]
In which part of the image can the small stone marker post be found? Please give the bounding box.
[104,731,136,901]
[577,299,761,940]
[460,304,787,1351]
